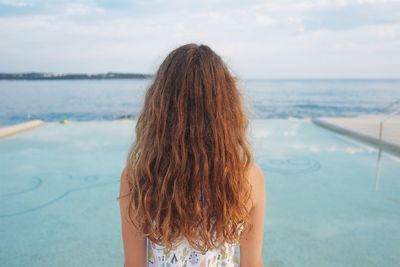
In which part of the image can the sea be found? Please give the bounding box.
[1,79,399,126]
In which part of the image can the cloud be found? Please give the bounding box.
[0,0,35,7]
[255,14,276,26]
[0,0,399,78]
[302,1,400,31]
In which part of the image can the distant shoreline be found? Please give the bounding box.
[0,72,153,80]
[0,73,399,81]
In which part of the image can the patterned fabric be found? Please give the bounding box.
[147,238,240,267]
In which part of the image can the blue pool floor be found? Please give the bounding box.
[0,119,399,267]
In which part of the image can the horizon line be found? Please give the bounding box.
[0,72,399,81]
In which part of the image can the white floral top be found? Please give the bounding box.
[147,238,240,267]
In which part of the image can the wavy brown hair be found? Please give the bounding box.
[122,43,253,253]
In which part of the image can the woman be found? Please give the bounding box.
[118,43,266,266]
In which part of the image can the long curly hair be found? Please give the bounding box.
[123,43,253,253]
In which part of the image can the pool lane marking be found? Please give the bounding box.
[0,178,120,218]
[0,176,42,198]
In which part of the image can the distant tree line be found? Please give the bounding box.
[0,72,153,80]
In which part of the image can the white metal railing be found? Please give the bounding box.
[375,99,400,191]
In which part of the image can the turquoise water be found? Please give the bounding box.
[1,79,400,125]
[0,119,399,266]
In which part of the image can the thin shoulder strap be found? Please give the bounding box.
[146,238,148,267]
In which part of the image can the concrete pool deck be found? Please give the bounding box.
[312,115,400,157]
[0,120,44,139]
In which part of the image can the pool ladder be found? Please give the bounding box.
[375,99,400,191]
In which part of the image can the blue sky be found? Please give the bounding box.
[0,0,399,78]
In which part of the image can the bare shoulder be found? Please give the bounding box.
[249,163,266,188]
[248,163,266,208]
[250,163,265,179]
[121,166,128,179]
[119,167,130,198]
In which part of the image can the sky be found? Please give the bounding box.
[0,0,399,79]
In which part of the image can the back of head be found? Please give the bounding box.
[125,43,253,253]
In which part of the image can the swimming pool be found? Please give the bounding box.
[0,119,399,266]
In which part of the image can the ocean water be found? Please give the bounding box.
[1,79,400,125]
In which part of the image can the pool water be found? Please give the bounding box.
[0,119,399,266]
